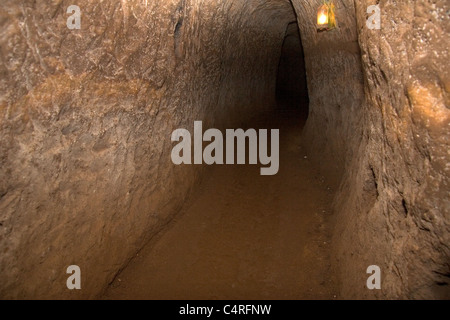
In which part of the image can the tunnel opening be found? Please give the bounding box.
[275,21,309,119]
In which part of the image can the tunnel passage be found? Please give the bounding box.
[276,21,309,112]
[0,0,449,300]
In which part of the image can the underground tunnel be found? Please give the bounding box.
[276,21,309,107]
[0,0,449,300]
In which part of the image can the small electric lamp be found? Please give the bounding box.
[317,1,336,32]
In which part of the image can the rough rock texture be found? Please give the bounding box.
[1,0,449,300]
[290,0,449,298]
[333,0,449,299]
[0,0,294,299]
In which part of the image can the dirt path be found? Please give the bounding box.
[104,104,338,299]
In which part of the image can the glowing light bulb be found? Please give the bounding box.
[317,2,336,31]
[318,13,328,25]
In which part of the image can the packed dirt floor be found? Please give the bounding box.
[103,100,340,299]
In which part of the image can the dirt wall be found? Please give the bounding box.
[334,0,449,299]
[0,0,294,299]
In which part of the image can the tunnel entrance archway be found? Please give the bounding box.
[275,21,309,117]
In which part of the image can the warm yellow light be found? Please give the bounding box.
[317,2,336,31]
[318,12,328,25]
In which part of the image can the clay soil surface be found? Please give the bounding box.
[104,102,339,299]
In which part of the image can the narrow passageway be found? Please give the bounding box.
[1,0,448,300]
[104,100,338,299]
[103,17,332,299]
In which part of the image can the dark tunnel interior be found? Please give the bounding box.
[0,0,448,301]
[276,21,309,113]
